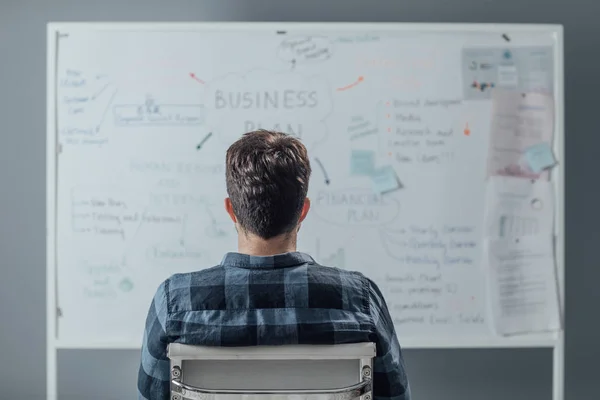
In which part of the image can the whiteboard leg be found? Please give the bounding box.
[47,344,57,400]
[552,332,564,400]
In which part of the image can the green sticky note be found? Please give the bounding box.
[350,150,376,176]
[371,165,402,194]
[524,143,557,173]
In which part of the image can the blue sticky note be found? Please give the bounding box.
[350,150,376,176]
[371,165,402,194]
[524,143,557,173]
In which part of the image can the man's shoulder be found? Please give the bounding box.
[157,265,226,313]
[306,261,378,300]
[309,261,367,281]
[164,264,225,289]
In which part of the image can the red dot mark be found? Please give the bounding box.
[386,101,390,106]
[189,73,205,84]
[387,128,391,132]
[386,114,391,118]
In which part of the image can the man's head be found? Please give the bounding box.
[225,130,311,242]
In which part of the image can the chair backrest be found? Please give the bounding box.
[167,342,376,400]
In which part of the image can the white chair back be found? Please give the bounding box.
[167,342,376,400]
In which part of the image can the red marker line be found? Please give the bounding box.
[336,76,364,91]
[189,73,205,84]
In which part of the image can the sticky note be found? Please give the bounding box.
[371,165,402,194]
[524,143,557,173]
[119,278,134,292]
[350,150,376,176]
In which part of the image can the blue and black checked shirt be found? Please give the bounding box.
[138,252,410,399]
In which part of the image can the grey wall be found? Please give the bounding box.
[0,0,595,398]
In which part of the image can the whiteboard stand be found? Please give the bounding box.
[46,22,565,400]
[47,24,58,400]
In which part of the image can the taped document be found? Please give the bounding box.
[487,89,555,179]
[484,176,554,238]
[485,235,561,335]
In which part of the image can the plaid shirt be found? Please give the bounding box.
[138,252,410,400]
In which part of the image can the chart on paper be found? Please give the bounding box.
[52,28,558,345]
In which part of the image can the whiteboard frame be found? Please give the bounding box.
[46,22,565,400]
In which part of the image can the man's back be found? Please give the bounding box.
[139,130,409,399]
[138,252,410,399]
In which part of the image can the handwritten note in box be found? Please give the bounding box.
[350,150,376,176]
[524,143,557,173]
[498,65,518,88]
[371,165,402,194]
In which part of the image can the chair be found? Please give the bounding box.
[167,342,376,400]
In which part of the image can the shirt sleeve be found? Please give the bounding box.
[137,280,171,400]
[368,278,411,400]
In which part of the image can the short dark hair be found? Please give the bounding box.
[225,130,312,239]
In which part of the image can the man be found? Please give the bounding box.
[137,130,411,399]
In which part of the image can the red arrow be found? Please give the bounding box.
[189,73,205,84]
[336,76,364,91]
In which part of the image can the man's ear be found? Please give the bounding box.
[224,198,237,223]
[298,198,311,223]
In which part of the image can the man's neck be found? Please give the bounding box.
[237,231,297,256]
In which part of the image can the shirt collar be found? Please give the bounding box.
[221,252,315,269]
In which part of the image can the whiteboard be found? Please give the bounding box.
[47,23,564,349]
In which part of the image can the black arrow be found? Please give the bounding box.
[291,59,296,70]
[205,206,218,225]
[196,132,213,150]
[315,157,330,185]
[91,83,109,100]
[96,89,118,133]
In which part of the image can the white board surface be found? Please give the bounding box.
[49,23,563,348]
